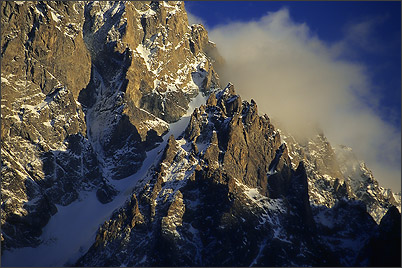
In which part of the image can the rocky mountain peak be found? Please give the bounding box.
[1,0,219,252]
[280,128,401,223]
[1,1,400,267]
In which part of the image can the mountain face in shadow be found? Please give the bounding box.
[1,1,400,267]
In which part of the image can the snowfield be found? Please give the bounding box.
[1,93,207,267]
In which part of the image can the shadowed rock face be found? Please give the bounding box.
[1,1,94,250]
[1,1,400,266]
[184,85,292,197]
[355,206,402,267]
[1,1,220,251]
[281,129,401,224]
[76,84,398,267]
[373,206,402,266]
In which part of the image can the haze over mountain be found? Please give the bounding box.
[1,1,400,267]
[187,4,401,193]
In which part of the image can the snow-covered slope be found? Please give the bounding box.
[1,1,400,267]
[1,0,220,254]
[1,91,208,267]
[280,129,401,223]
[76,85,323,266]
[76,85,399,266]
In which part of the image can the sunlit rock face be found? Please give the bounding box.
[76,84,400,267]
[1,1,219,251]
[1,1,400,267]
[281,130,401,223]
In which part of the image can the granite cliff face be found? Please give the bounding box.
[77,86,329,266]
[1,1,93,249]
[76,84,400,267]
[280,130,401,223]
[1,0,219,252]
[1,1,400,267]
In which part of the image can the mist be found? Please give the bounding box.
[199,8,401,192]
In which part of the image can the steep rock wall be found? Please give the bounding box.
[1,1,221,251]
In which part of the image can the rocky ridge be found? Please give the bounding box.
[1,1,94,249]
[77,84,401,266]
[77,84,329,266]
[1,1,400,267]
[1,0,219,251]
[279,129,401,223]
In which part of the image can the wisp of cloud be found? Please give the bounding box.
[203,8,401,192]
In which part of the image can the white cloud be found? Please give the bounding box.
[342,15,388,53]
[187,10,206,26]
[208,8,401,192]
[328,15,389,63]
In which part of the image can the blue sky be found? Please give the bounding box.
[186,1,401,127]
[185,1,401,192]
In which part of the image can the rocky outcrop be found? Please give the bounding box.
[185,83,291,196]
[334,145,401,222]
[161,191,185,240]
[356,206,401,266]
[281,130,401,223]
[76,85,348,267]
[1,1,96,250]
[2,2,400,267]
[287,161,316,232]
[203,131,219,169]
[80,1,221,180]
[1,1,221,252]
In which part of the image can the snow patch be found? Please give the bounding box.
[50,10,61,23]
[196,142,209,155]
[142,9,156,18]
[0,90,209,267]
[43,120,52,128]
[143,118,169,130]
[1,77,10,84]
[136,44,152,71]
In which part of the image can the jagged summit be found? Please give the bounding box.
[1,0,219,253]
[1,1,400,267]
[280,129,401,223]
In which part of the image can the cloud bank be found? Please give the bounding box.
[204,8,401,192]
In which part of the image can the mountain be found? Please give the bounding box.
[280,129,401,224]
[1,0,219,251]
[1,1,400,267]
